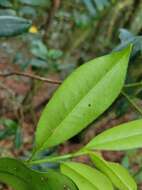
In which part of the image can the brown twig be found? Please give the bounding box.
[42,0,61,42]
[0,71,62,85]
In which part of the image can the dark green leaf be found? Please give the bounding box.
[0,157,77,190]
[0,118,18,140]
[0,16,31,37]
[14,127,22,149]
[31,40,48,60]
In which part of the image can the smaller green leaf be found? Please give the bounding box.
[90,153,137,190]
[61,161,113,190]
[84,119,142,151]
[0,16,31,37]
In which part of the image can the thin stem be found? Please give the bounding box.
[121,90,142,115]
[134,166,142,177]
[28,151,89,165]
[124,81,142,88]
[27,148,39,163]
[0,71,62,85]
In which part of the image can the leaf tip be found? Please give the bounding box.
[122,43,133,57]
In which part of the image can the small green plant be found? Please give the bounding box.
[1,43,142,190]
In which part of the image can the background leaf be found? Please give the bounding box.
[0,118,18,140]
[0,157,77,190]
[115,28,142,57]
[83,0,114,16]
[19,0,50,7]
[0,0,12,8]
[61,161,113,190]
[84,119,142,151]
[0,16,31,37]
[35,46,131,152]
[90,153,137,190]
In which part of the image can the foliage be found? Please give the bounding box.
[0,16,31,37]
[0,0,142,189]
[0,157,77,190]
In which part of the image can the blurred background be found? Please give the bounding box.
[0,0,142,189]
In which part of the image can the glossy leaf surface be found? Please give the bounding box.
[90,153,137,190]
[61,161,113,190]
[0,16,31,37]
[84,119,142,151]
[0,157,77,190]
[35,46,131,151]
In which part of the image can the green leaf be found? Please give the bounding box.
[61,161,113,190]
[31,40,48,60]
[0,157,77,190]
[83,0,113,16]
[90,153,137,190]
[35,46,131,152]
[0,16,31,37]
[84,119,142,151]
[0,118,18,140]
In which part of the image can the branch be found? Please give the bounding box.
[0,71,62,85]
[124,81,142,88]
[28,151,89,165]
[121,90,142,115]
[42,0,61,42]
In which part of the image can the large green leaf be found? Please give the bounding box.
[90,153,137,190]
[0,16,31,37]
[35,46,131,152]
[61,161,113,190]
[84,119,142,151]
[0,157,77,190]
